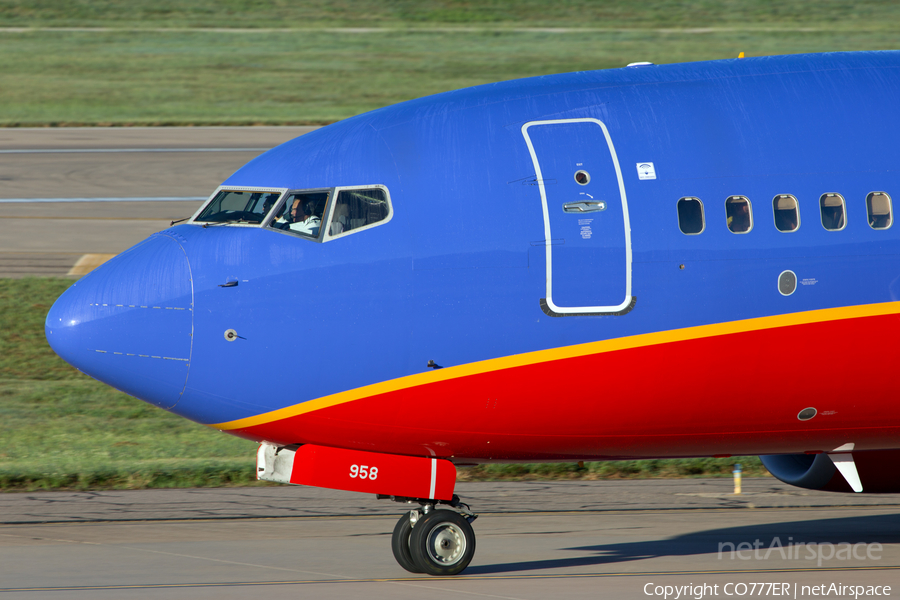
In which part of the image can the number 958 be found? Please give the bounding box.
[349,464,378,480]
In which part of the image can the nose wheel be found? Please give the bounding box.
[390,511,421,573]
[410,509,476,575]
[388,499,477,576]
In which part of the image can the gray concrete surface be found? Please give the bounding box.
[0,127,316,277]
[1,480,898,599]
[4,479,900,524]
[0,126,316,200]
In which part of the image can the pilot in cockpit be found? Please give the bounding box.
[262,195,277,216]
[271,199,295,230]
[269,194,323,236]
[272,197,322,236]
[282,197,321,236]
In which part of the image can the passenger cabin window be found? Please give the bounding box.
[725,196,752,233]
[326,187,391,238]
[819,193,846,231]
[195,190,282,224]
[677,197,704,234]
[867,192,893,229]
[773,195,800,232]
[268,191,330,238]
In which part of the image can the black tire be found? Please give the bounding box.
[391,513,421,573]
[409,509,476,576]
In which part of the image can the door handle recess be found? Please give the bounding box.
[563,201,607,213]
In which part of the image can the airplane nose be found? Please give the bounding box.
[45,232,193,409]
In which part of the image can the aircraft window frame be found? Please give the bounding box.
[866,192,893,230]
[725,196,753,234]
[322,184,393,242]
[190,186,287,227]
[676,197,705,235]
[819,193,846,231]
[265,188,333,241]
[773,194,800,233]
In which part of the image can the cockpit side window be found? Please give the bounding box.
[325,187,391,239]
[268,191,330,238]
[195,189,283,225]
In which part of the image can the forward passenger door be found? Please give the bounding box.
[521,118,633,315]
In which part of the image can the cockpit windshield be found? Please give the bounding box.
[195,190,282,224]
[192,185,392,241]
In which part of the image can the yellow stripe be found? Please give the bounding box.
[213,301,900,431]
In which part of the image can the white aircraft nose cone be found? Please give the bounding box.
[45,233,193,409]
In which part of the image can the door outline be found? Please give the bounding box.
[521,118,633,315]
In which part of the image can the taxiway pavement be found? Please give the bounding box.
[1,479,898,599]
[0,127,316,277]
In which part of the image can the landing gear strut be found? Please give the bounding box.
[381,494,477,576]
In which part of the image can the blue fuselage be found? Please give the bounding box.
[46,51,900,447]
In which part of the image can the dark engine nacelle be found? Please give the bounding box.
[761,450,900,493]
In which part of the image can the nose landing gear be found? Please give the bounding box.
[390,510,420,573]
[382,495,477,576]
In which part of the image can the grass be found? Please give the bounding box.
[1,0,899,30]
[0,278,263,491]
[0,278,83,381]
[0,277,766,491]
[0,1,898,126]
[0,379,263,491]
[458,458,767,482]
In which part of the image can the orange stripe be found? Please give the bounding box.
[212,301,900,431]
